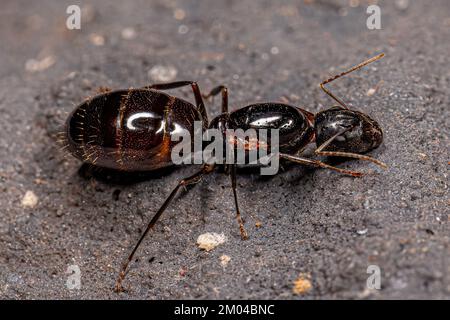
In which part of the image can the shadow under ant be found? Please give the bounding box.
[77,163,177,185]
[77,153,360,186]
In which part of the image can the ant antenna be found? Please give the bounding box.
[320,53,385,109]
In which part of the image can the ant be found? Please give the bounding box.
[63,53,387,292]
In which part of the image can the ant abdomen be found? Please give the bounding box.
[65,88,202,171]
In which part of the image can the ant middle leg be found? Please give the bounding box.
[315,128,387,169]
[143,81,208,124]
[114,163,215,293]
[202,85,229,113]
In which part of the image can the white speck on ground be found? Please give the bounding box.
[219,255,231,267]
[25,56,55,72]
[197,232,227,251]
[366,88,377,96]
[148,65,178,82]
[21,190,38,208]
[357,229,368,235]
[121,27,136,40]
[395,0,410,10]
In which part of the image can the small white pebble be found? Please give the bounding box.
[220,255,231,267]
[66,71,78,79]
[149,65,178,82]
[366,88,377,96]
[21,191,38,208]
[418,153,428,160]
[89,33,105,46]
[121,27,136,40]
[197,232,227,251]
[395,0,410,10]
[25,56,55,72]
[357,228,368,235]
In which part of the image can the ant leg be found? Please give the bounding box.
[143,81,208,124]
[230,164,249,240]
[114,163,215,293]
[202,85,229,113]
[315,129,387,169]
[320,53,385,110]
[279,153,364,177]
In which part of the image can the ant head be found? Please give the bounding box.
[315,53,385,154]
[314,106,383,154]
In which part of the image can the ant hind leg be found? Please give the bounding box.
[114,163,215,293]
[143,81,209,125]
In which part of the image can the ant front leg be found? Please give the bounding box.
[143,81,209,124]
[114,163,215,293]
[315,128,387,169]
[279,153,364,177]
[202,85,229,113]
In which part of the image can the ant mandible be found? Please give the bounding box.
[63,53,387,292]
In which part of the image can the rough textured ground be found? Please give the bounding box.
[0,0,449,300]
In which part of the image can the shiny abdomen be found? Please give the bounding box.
[66,89,201,171]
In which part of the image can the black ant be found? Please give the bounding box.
[62,53,387,292]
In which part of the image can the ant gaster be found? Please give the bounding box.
[63,53,387,292]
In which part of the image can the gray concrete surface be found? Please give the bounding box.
[0,0,449,299]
